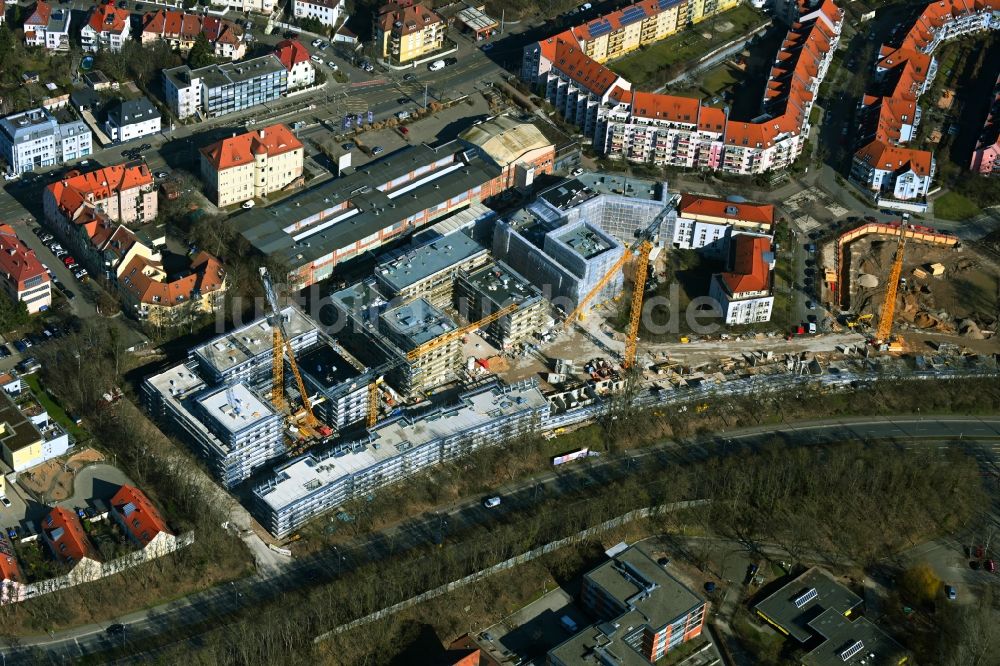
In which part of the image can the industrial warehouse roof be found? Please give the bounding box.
[231,142,501,268]
[376,230,485,294]
[191,306,317,377]
[196,383,275,434]
[253,381,547,512]
[458,115,552,169]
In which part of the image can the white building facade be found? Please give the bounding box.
[104,99,162,144]
[0,108,92,176]
[293,0,343,27]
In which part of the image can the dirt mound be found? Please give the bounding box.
[857,274,879,288]
[913,312,941,329]
[958,319,985,339]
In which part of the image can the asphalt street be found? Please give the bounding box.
[5,414,998,664]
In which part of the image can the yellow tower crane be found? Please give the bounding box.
[259,267,319,428]
[875,226,907,348]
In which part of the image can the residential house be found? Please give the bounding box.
[23,1,72,51]
[708,234,775,325]
[109,485,172,548]
[44,162,158,228]
[273,39,315,90]
[208,0,275,14]
[40,507,99,566]
[0,223,51,314]
[117,251,227,325]
[376,0,446,64]
[81,1,132,52]
[0,535,26,605]
[672,193,774,255]
[0,386,71,472]
[199,123,304,207]
[0,108,92,176]
[104,98,162,144]
[163,55,288,120]
[140,10,246,61]
[293,0,343,28]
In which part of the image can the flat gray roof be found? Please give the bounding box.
[299,344,363,390]
[376,230,485,294]
[231,141,501,269]
[548,621,659,666]
[803,610,907,666]
[754,567,863,644]
[556,225,613,259]
[191,306,316,377]
[462,260,541,309]
[380,298,457,350]
[196,383,274,434]
[202,54,285,89]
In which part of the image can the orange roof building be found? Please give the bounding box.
[273,39,316,90]
[44,162,157,228]
[200,124,304,207]
[0,223,51,314]
[709,235,775,325]
[81,1,131,53]
[117,251,227,324]
[522,0,843,175]
[110,485,171,548]
[376,0,445,64]
[41,507,99,566]
[140,10,246,61]
[673,194,775,253]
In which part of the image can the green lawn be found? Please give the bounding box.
[22,374,89,441]
[611,5,767,89]
[933,191,982,221]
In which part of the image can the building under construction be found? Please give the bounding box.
[454,260,546,349]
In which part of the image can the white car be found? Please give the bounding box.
[311,54,323,63]
[0,496,10,508]
[242,200,255,209]
[483,496,501,508]
[327,61,338,70]
[428,59,445,71]
[3,172,18,182]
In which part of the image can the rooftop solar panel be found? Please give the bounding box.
[658,0,680,9]
[621,6,647,24]
[587,19,612,37]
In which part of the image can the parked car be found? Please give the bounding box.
[483,496,501,508]
[12,339,26,353]
[17,357,40,374]
[0,496,10,508]
[242,200,255,209]
[66,262,79,271]
[106,624,126,635]
[945,585,957,600]
[341,142,353,151]
[5,527,16,540]
[399,126,409,136]
[62,256,76,266]
[74,268,89,280]
[0,344,10,358]
[19,338,32,349]
[403,74,416,82]
[40,233,53,242]
[371,146,384,155]
[311,54,323,63]
[155,171,168,179]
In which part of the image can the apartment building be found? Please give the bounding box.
[109,485,172,548]
[672,193,774,255]
[23,1,71,51]
[0,224,51,314]
[379,298,463,395]
[0,387,71,472]
[274,39,316,90]
[41,507,99,566]
[374,230,489,308]
[454,261,546,349]
[104,98,162,144]
[523,0,842,176]
[376,0,446,64]
[81,1,132,52]
[117,251,227,326]
[0,108,92,176]
[232,140,505,290]
[297,344,370,430]
[708,234,774,325]
[140,10,246,61]
[755,567,909,666]
[164,55,288,120]
[549,543,707,664]
[851,0,1000,210]
[252,380,549,537]
[293,0,343,28]
[143,365,285,488]
[199,123,304,207]
[971,74,1000,175]
[44,162,157,228]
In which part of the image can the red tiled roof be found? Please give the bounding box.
[722,235,771,294]
[274,39,310,70]
[87,2,130,34]
[678,194,774,226]
[200,123,303,171]
[141,9,242,45]
[379,1,441,36]
[0,536,23,584]
[110,485,171,547]
[24,0,51,27]
[118,250,226,307]
[552,36,620,96]
[854,139,933,176]
[47,163,154,220]
[43,507,98,564]
[0,224,49,291]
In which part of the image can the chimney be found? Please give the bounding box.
[259,128,265,139]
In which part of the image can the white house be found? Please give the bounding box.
[709,234,775,326]
[104,98,162,144]
[293,0,342,27]
[672,194,775,256]
[209,0,276,14]
[23,1,72,51]
[81,2,132,52]
[274,39,315,90]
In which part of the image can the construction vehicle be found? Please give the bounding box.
[561,208,670,369]
[365,302,521,428]
[259,267,326,440]
[874,225,907,352]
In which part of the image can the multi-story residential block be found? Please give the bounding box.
[293,0,342,28]
[104,98,162,144]
[708,234,774,325]
[199,123,304,207]
[297,344,370,430]
[143,366,285,488]
[273,39,315,90]
[109,485,172,548]
[0,224,51,314]
[672,193,774,255]
[41,507,99,566]
[970,74,1000,175]
[0,108,92,176]
[117,251,227,325]
[851,0,1000,210]
[44,162,157,227]
[454,261,546,349]
[209,0,275,14]
[458,115,556,191]
[374,230,489,308]
[755,567,909,666]
[0,387,71,472]
[523,0,842,176]
[549,543,707,664]
[164,55,288,120]
[233,140,507,290]
[376,0,446,64]
[379,297,463,394]
[140,10,246,61]
[23,1,71,51]
[81,1,132,52]
[252,380,549,537]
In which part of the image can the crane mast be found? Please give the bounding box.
[875,226,907,346]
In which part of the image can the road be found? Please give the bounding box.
[4,414,998,664]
